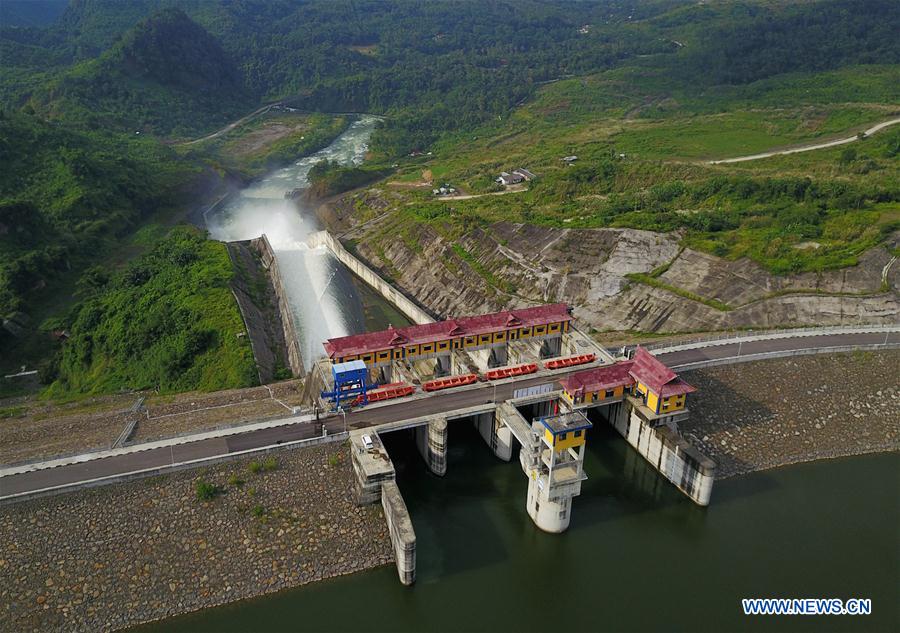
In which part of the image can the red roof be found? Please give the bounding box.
[629,347,676,392]
[559,361,635,396]
[630,347,696,397]
[657,377,697,398]
[559,348,696,399]
[324,303,573,359]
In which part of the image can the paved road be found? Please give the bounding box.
[660,331,897,366]
[1,330,896,499]
[709,117,900,164]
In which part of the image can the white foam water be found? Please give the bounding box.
[205,115,379,369]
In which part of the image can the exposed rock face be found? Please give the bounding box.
[339,201,898,332]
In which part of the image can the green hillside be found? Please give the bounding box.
[29,8,252,136]
[46,227,257,397]
[0,110,197,319]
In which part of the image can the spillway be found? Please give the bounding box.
[205,116,380,370]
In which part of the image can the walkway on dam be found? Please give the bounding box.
[1,328,896,501]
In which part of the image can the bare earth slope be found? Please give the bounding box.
[336,199,898,332]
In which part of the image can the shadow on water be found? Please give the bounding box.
[380,422,516,581]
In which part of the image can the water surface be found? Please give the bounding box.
[145,423,898,632]
[206,116,398,368]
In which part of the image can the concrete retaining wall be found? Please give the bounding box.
[251,235,304,376]
[474,411,513,461]
[381,481,416,585]
[307,231,434,325]
[610,403,715,505]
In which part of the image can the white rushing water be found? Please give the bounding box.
[206,115,379,369]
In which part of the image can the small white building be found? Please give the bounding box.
[496,171,525,186]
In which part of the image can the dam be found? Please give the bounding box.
[205,115,407,372]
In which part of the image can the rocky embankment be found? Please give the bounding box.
[326,188,898,332]
[0,444,392,632]
[682,351,900,478]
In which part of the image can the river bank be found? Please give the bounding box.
[0,444,392,633]
[681,350,900,478]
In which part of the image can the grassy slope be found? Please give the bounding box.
[179,111,350,177]
[373,63,899,274]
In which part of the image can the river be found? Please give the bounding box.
[205,115,408,369]
[142,424,898,632]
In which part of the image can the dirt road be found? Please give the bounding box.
[709,117,900,164]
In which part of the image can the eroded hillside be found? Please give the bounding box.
[326,189,898,333]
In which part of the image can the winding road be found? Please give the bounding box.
[0,328,896,501]
[709,117,900,164]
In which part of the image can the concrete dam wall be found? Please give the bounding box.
[252,235,305,377]
[307,230,435,325]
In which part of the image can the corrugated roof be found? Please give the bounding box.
[324,303,573,359]
[657,377,697,397]
[559,348,696,399]
[629,346,678,393]
[558,361,635,395]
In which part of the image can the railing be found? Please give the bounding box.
[643,324,898,353]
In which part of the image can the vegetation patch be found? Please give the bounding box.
[625,273,732,312]
[308,160,392,198]
[248,456,278,474]
[194,478,222,502]
[44,227,257,397]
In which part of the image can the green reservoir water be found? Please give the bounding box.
[144,423,899,632]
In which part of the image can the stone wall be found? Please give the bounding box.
[0,444,391,632]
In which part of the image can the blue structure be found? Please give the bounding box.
[321,360,369,409]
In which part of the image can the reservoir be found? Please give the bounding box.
[205,115,408,369]
[142,424,898,632]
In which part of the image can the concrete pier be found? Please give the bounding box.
[415,418,448,476]
[381,481,417,585]
[349,430,417,584]
[349,432,395,505]
[609,400,716,505]
[474,410,513,461]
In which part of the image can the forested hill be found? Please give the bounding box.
[28,8,251,136]
[4,0,895,146]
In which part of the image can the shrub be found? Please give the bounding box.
[248,456,278,474]
[328,453,341,467]
[251,504,266,518]
[228,474,245,488]
[195,478,221,502]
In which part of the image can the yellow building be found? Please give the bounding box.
[559,347,695,414]
[324,304,573,367]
